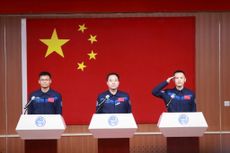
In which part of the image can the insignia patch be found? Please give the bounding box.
[118,97,125,102]
[184,95,191,100]
[48,97,55,103]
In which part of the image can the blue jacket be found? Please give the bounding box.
[152,81,196,112]
[28,89,62,114]
[96,90,131,113]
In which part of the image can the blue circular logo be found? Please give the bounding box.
[178,114,189,125]
[108,115,119,126]
[35,116,46,127]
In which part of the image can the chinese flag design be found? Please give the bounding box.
[117,97,125,102]
[48,97,55,103]
[184,95,191,100]
[26,17,195,124]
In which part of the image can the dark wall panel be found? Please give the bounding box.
[221,13,230,130]
[199,134,221,153]
[7,138,24,153]
[222,134,230,152]
[58,136,97,153]
[0,138,6,153]
[5,17,22,134]
[0,17,6,134]
[130,135,166,153]
[1,0,230,14]
[196,13,220,131]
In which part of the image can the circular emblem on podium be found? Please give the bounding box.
[35,116,46,127]
[108,115,119,126]
[178,114,189,125]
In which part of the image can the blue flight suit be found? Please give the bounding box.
[28,89,62,114]
[96,90,131,113]
[152,81,196,112]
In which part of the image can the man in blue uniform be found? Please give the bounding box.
[152,70,196,112]
[27,71,62,114]
[96,72,131,113]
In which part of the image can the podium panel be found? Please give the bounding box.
[16,114,66,139]
[98,138,129,153]
[89,113,137,153]
[157,112,208,137]
[25,140,57,153]
[88,113,137,138]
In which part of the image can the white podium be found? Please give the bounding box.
[157,112,208,137]
[89,113,137,138]
[88,113,137,153]
[157,112,208,153]
[16,114,66,153]
[16,114,66,139]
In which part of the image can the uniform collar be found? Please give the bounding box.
[39,88,52,96]
[174,87,185,93]
[107,90,119,96]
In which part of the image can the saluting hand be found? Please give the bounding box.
[166,76,175,83]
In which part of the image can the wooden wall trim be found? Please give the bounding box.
[196,13,221,131]
[4,17,22,134]
[0,17,6,135]
[220,13,230,130]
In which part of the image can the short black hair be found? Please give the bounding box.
[106,72,120,81]
[173,70,185,76]
[39,71,51,78]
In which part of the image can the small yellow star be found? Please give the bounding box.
[88,34,97,44]
[40,29,69,58]
[78,24,87,33]
[88,50,97,60]
[77,62,87,71]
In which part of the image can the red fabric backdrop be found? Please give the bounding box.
[26,17,195,124]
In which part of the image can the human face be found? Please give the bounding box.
[174,72,186,88]
[38,75,52,89]
[107,74,119,90]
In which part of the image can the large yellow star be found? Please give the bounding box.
[78,24,87,33]
[40,29,70,58]
[88,34,97,44]
[88,50,97,60]
[77,62,87,71]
